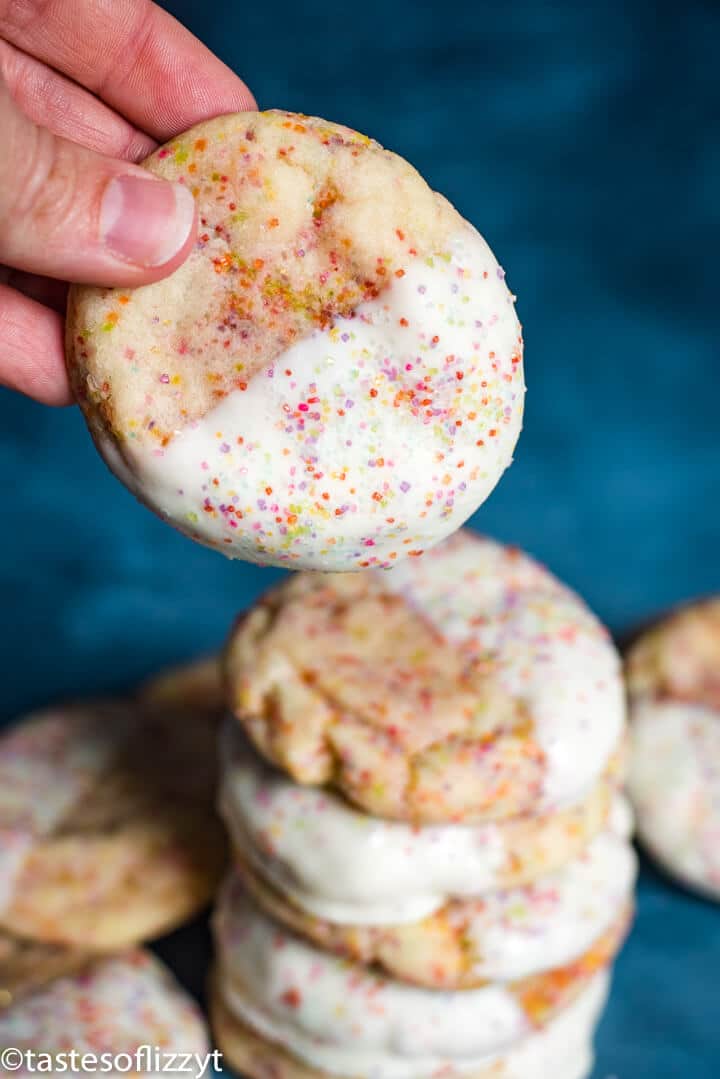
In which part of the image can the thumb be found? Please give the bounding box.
[0,78,196,286]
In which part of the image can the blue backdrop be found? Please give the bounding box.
[1,1,718,1074]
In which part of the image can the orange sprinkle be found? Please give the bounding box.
[213,253,234,274]
[194,138,207,152]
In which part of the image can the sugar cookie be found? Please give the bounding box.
[66,111,524,570]
[0,701,225,949]
[627,598,720,897]
[225,531,625,822]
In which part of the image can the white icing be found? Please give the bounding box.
[215,879,609,1079]
[0,834,33,914]
[380,533,625,812]
[221,974,602,1079]
[629,699,720,897]
[124,227,523,570]
[465,826,636,981]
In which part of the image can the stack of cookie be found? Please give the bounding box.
[212,530,636,1079]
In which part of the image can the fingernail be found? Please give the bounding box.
[100,175,196,268]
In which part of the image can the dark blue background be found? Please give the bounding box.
[1,1,718,1074]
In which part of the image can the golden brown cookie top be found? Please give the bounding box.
[626,597,720,709]
[68,110,459,449]
[0,697,224,945]
[224,531,624,822]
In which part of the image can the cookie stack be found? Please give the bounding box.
[212,530,636,1079]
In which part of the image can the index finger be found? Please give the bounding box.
[0,0,256,141]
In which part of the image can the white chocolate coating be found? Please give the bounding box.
[0,950,209,1073]
[220,725,623,926]
[379,533,625,812]
[214,880,609,1078]
[629,699,720,897]
[463,799,635,981]
[119,228,523,570]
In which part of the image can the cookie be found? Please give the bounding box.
[220,724,623,924]
[626,598,720,897]
[0,700,226,950]
[0,950,209,1069]
[224,531,625,822]
[212,881,628,1079]
[233,796,636,988]
[138,654,225,719]
[212,971,608,1079]
[0,933,92,1009]
[66,110,524,571]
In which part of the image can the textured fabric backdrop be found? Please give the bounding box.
[1,0,718,1074]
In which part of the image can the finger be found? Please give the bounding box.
[0,39,155,160]
[0,265,68,312]
[0,79,197,286]
[0,0,257,141]
[0,284,71,404]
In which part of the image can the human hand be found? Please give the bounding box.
[0,0,255,404]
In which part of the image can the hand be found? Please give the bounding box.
[0,0,255,404]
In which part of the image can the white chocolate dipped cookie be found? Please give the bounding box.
[627,597,720,897]
[66,111,524,572]
[212,880,626,1079]
[0,950,209,1075]
[0,700,225,951]
[212,970,609,1079]
[235,797,636,988]
[225,531,625,823]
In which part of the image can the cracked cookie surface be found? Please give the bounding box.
[225,531,625,822]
